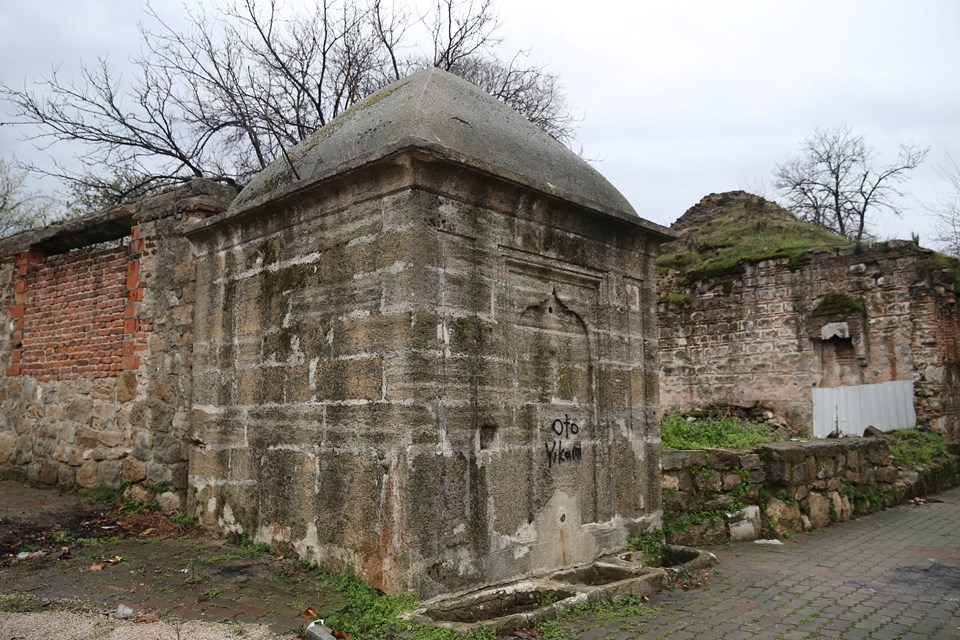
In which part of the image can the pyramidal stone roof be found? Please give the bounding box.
[231,68,637,216]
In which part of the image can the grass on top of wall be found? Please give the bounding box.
[887,428,950,468]
[661,412,774,450]
[656,192,851,283]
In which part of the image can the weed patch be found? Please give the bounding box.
[811,293,865,317]
[627,529,664,565]
[663,292,695,308]
[661,412,773,450]
[204,537,273,563]
[888,429,949,468]
[0,594,55,612]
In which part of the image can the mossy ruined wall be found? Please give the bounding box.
[659,241,960,439]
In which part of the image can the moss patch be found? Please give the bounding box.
[811,293,866,317]
[888,429,949,468]
[657,192,851,284]
[915,252,960,290]
[663,292,695,308]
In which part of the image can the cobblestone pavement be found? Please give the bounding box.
[577,487,960,640]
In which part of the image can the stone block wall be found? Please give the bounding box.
[187,151,666,597]
[661,448,763,545]
[0,180,235,503]
[659,242,960,439]
[661,438,960,545]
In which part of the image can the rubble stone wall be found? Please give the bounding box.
[659,243,960,439]
[661,439,960,545]
[0,181,235,504]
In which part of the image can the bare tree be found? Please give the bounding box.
[0,159,55,238]
[773,125,928,243]
[1,0,574,207]
[929,154,960,257]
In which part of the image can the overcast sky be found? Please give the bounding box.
[2,1,959,245]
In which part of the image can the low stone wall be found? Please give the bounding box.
[661,437,960,545]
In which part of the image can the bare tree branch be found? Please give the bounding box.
[0,159,56,237]
[929,153,960,256]
[1,0,574,210]
[773,125,928,243]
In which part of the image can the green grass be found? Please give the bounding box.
[118,498,151,514]
[0,594,54,612]
[663,292,695,307]
[661,412,774,450]
[203,586,224,599]
[627,530,664,565]
[79,485,121,504]
[203,537,274,563]
[272,561,658,640]
[323,568,416,639]
[916,252,960,290]
[657,192,851,283]
[49,529,78,544]
[172,510,199,527]
[888,429,949,468]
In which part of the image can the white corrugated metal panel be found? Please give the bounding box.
[812,380,916,438]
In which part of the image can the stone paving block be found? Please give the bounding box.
[570,486,960,639]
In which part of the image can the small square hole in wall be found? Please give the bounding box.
[479,424,498,450]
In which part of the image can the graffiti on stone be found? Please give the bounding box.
[545,414,582,468]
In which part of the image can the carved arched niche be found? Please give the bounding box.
[516,289,594,405]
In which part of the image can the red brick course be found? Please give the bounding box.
[4,230,148,381]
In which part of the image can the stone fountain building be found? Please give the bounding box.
[0,69,672,598]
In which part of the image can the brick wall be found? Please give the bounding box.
[659,243,960,440]
[6,239,146,380]
[0,180,236,500]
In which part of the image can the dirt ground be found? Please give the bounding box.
[0,479,346,639]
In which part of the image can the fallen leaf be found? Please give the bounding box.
[58,549,74,560]
[139,528,157,537]
[90,555,123,571]
[333,631,351,640]
[276,554,285,561]
[300,607,318,620]
[134,615,160,623]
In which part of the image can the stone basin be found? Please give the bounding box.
[406,545,717,634]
